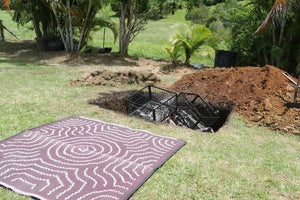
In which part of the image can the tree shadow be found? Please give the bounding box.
[0,41,139,67]
[89,90,137,113]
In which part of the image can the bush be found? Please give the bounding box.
[186,5,210,24]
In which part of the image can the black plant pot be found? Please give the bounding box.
[105,47,112,53]
[214,50,238,68]
[47,40,64,51]
[98,47,112,54]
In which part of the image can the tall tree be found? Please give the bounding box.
[7,0,117,52]
[116,0,149,55]
[113,0,181,56]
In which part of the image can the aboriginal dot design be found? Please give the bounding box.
[0,116,185,200]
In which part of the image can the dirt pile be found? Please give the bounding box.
[72,69,161,86]
[171,65,300,135]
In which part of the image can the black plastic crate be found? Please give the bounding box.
[174,93,219,129]
[124,85,177,122]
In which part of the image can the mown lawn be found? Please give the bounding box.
[0,57,299,200]
[0,7,300,200]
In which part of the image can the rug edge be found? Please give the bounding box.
[0,116,76,143]
[1,116,186,144]
[0,180,46,200]
[124,140,186,200]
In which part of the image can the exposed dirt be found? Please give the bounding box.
[171,65,300,135]
[89,91,136,114]
[0,40,196,87]
[72,68,161,87]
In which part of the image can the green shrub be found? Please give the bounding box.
[186,5,210,25]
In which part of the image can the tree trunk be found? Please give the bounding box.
[0,20,4,41]
[31,0,42,39]
[67,0,74,51]
[271,27,276,66]
[77,0,92,52]
[279,19,285,46]
[184,49,191,66]
[119,1,129,56]
[263,47,269,64]
[51,6,68,52]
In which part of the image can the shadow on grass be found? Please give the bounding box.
[0,41,139,67]
[89,90,137,114]
[0,57,50,68]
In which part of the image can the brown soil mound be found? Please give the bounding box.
[72,69,161,87]
[171,65,300,135]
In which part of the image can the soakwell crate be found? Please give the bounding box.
[174,92,220,129]
[124,85,177,122]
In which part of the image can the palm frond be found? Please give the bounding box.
[1,0,10,10]
[254,0,287,34]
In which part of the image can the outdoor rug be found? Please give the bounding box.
[0,116,185,200]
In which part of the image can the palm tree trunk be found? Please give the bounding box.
[279,19,285,46]
[184,49,191,66]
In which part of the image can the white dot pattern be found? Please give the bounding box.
[0,116,185,200]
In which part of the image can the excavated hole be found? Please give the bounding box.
[211,103,233,132]
[90,91,232,133]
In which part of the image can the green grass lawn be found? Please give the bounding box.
[0,9,214,66]
[0,57,299,200]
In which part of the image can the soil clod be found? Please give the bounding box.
[72,69,161,87]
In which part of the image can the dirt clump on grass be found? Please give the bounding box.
[72,68,161,87]
[171,65,300,135]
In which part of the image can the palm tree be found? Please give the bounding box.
[174,25,213,66]
[254,0,299,104]
[175,25,212,66]
[164,40,182,66]
[254,0,288,35]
